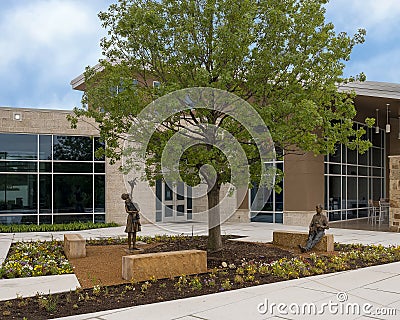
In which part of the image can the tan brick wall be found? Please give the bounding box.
[389,156,400,232]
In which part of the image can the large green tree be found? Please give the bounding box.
[70,0,371,251]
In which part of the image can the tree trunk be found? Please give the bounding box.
[207,183,223,252]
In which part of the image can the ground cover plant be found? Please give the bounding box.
[0,241,73,279]
[1,236,400,319]
[0,222,119,233]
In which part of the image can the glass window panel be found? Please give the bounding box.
[0,174,37,214]
[39,135,52,160]
[358,149,367,165]
[0,133,37,160]
[347,177,357,212]
[329,211,342,221]
[342,177,347,209]
[329,146,341,163]
[165,183,173,201]
[0,215,37,225]
[250,212,273,222]
[329,176,342,210]
[53,162,92,173]
[156,179,162,210]
[94,175,105,212]
[53,136,92,161]
[177,204,184,216]
[187,209,192,220]
[372,148,382,167]
[358,177,368,208]
[346,209,358,219]
[53,214,93,224]
[275,212,283,223]
[371,131,382,147]
[187,186,192,209]
[39,215,52,224]
[329,164,341,174]
[0,161,37,172]
[275,182,283,211]
[358,208,368,218]
[94,214,105,223]
[165,205,173,217]
[347,165,357,176]
[373,167,382,177]
[358,166,368,176]
[39,175,52,213]
[373,178,382,200]
[347,148,357,164]
[177,182,184,200]
[53,175,92,213]
[94,138,105,161]
[39,162,52,172]
[94,163,105,173]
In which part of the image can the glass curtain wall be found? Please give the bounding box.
[0,133,106,224]
[324,123,385,221]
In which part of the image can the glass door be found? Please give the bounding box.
[163,181,187,222]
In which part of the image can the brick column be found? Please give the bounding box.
[389,156,400,232]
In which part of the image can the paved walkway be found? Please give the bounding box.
[1,222,400,319]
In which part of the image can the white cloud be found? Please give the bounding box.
[0,0,111,109]
[325,0,400,39]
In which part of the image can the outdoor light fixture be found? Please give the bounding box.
[375,109,380,134]
[386,103,391,133]
[12,112,22,121]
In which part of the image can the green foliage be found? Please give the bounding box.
[69,0,371,251]
[0,222,119,233]
[71,0,370,166]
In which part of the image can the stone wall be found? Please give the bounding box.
[389,156,400,232]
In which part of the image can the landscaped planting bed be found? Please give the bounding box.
[1,236,400,319]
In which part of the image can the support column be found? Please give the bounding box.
[388,156,400,232]
[283,153,324,226]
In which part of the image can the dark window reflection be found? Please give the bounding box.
[94,163,105,173]
[0,174,37,214]
[0,133,37,160]
[94,175,105,212]
[53,162,92,173]
[0,161,37,172]
[53,175,92,213]
[53,136,92,161]
[94,138,105,161]
[39,175,52,213]
[39,215,52,224]
[39,162,52,172]
[165,184,173,201]
[39,135,52,160]
[94,214,105,223]
[53,214,93,224]
[0,215,37,225]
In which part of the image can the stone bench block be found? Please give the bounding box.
[64,234,86,259]
[273,230,334,252]
[122,249,207,281]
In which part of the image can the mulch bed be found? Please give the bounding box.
[0,236,361,319]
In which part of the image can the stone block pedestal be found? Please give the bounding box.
[64,234,86,259]
[122,249,207,281]
[273,230,334,252]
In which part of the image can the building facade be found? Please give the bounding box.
[1,81,400,230]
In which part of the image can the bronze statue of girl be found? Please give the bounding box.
[121,193,141,250]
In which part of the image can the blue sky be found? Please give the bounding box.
[0,0,399,110]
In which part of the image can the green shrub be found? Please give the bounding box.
[0,222,119,233]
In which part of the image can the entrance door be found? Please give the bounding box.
[163,182,187,222]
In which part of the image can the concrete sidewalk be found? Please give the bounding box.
[54,262,400,320]
[1,222,400,319]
